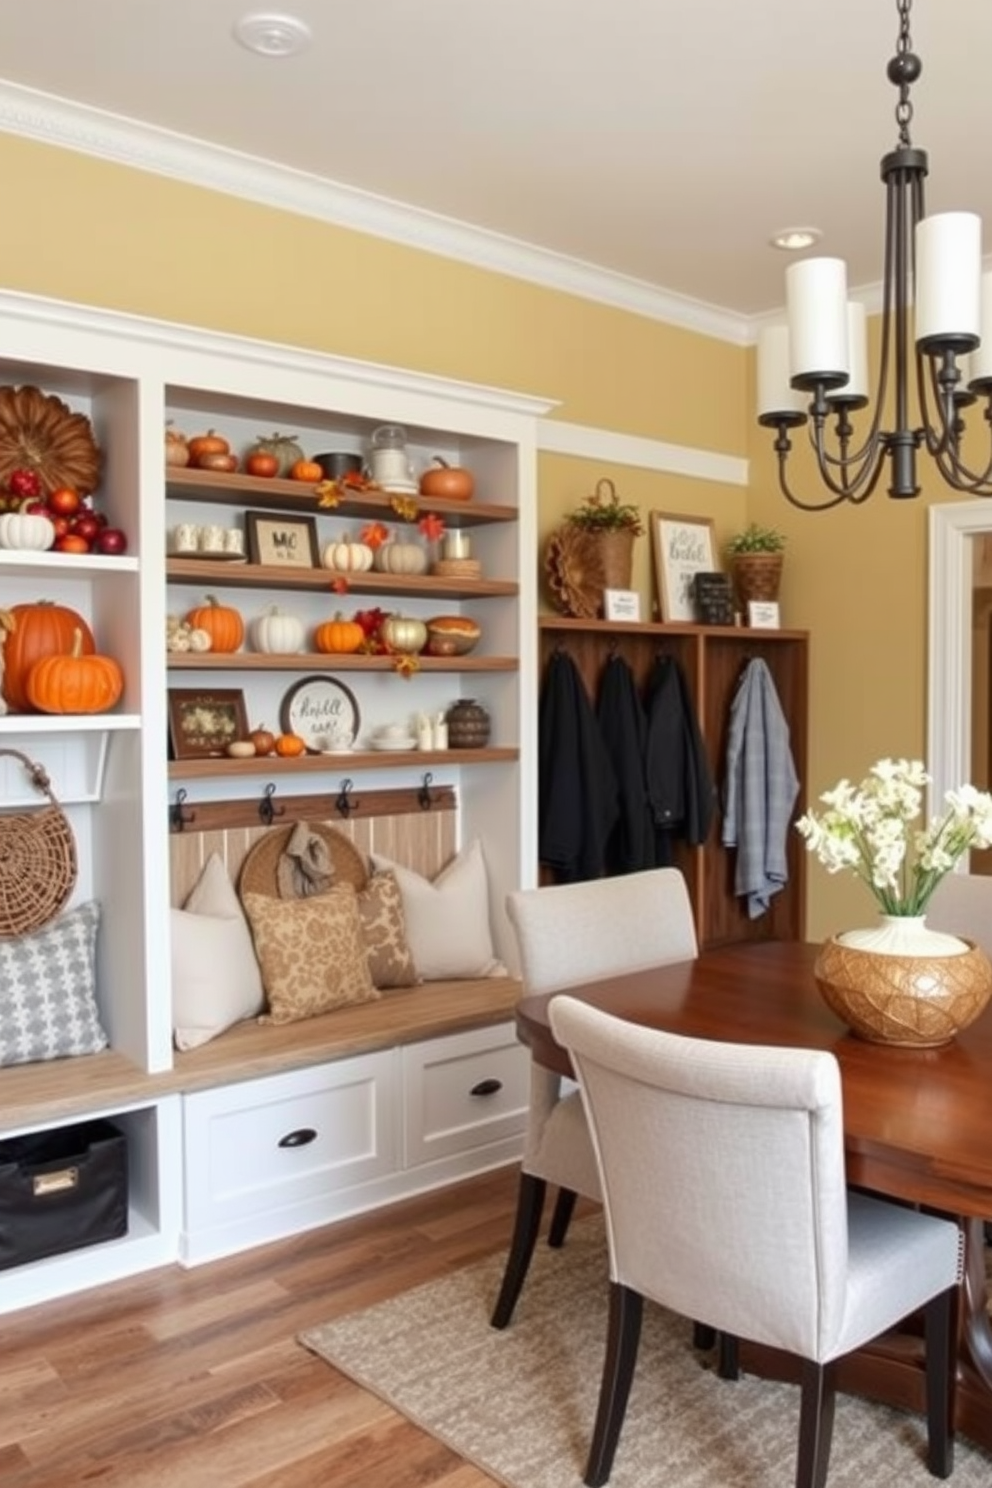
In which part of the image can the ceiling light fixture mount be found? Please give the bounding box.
[233,12,312,58]
[770,228,822,253]
[758,0,992,511]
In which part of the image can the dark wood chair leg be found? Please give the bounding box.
[692,1321,716,1350]
[490,1173,547,1329]
[717,1332,739,1380]
[924,1285,956,1479]
[548,1186,578,1248]
[584,1283,644,1488]
[796,1359,836,1488]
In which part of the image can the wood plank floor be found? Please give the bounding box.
[0,1167,528,1488]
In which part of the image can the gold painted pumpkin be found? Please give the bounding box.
[380,614,427,655]
[26,628,124,714]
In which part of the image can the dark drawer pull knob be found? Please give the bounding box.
[278,1127,318,1148]
[470,1077,503,1098]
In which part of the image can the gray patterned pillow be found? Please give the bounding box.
[0,902,108,1067]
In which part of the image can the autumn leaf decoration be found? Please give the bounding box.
[360,521,390,551]
[390,494,419,522]
[393,655,420,679]
[329,576,349,595]
[315,481,341,510]
[418,512,446,544]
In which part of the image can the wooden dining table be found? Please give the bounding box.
[515,939,992,1452]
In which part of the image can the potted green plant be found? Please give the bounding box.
[725,521,786,607]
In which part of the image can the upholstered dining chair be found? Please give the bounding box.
[549,995,962,1488]
[490,868,697,1330]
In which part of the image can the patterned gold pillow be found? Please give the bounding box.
[242,885,379,1024]
[359,871,417,989]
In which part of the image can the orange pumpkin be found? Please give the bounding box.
[187,430,230,463]
[289,459,323,483]
[314,615,364,654]
[26,628,123,714]
[274,732,306,757]
[184,595,244,653]
[1,600,96,712]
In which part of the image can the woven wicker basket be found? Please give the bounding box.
[238,822,368,901]
[0,748,77,938]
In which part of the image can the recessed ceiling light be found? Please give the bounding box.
[233,12,312,57]
[770,227,823,252]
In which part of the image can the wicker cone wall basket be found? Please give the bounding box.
[0,748,78,938]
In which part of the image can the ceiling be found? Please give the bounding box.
[1,0,991,328]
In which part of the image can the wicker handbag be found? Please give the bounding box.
[0,748,77,939]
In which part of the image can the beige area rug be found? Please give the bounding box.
[300,1218,992,1488]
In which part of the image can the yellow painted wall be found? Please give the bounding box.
[1,130,953,942]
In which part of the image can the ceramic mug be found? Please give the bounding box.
[199,524,226,554]
[172,523,199,554]
[224,527,245,556]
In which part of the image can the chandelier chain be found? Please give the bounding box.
[894,0,914,145]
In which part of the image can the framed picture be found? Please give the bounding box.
[650,511,717,622]
[168,688,249,760]
[280,675,361,754]
[245,509,320,568]
[747,600,781,630]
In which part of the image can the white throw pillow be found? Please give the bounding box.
[371,839,505,981]
[171,854,265,1050]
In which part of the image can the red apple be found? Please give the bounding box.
[71,512,101,543]
[96,527,128,555]
[54,533,91,554]
[47,513,71,538]
[8,468,41,499]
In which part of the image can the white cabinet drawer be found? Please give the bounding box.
[402,1021,529,1168]
[183,1051,398,1236]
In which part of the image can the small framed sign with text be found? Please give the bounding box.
[747,601,781,630]
[603,588,641,622]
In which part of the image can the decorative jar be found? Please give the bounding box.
[445,698,491,749]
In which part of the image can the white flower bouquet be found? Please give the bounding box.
[796,758,992,917]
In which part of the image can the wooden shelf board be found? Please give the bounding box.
[538,614,809,640]
[166,557,517,598]
[166,467,515,525]
[166,652,517,673]
[168,746,518,780]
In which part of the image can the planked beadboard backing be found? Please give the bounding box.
[169,793,457,906]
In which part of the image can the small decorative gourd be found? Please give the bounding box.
[252,604,304,654]
[373,541,429,576]
[380,614,428,655]
[26,628,124,714]
[321,540,375,573]
[184,595,244,653]
[244,432,305,478]
[0,512,56,551]
[314,615,365,654]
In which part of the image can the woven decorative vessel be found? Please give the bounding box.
[239,822,368,900]
[0,748,77,938]
[815,922,992,1047]
[445,698,491,749]
[731,552,783,607]
[0,385,101,497]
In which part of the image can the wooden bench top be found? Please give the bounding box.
[0,977,523,1132]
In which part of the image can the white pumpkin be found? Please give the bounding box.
[0,512,56,551]
[321,540,374,572]
[252,605,305,654]
[373,542,429,576]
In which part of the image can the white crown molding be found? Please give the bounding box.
[0,81,748,348]
[538,419,747,487]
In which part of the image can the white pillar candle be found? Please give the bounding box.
[442,530,472,560]
[786,257,849,384]
[756,324,806,419]
[827,301,869,404]
[915,212,982,347]
[968,270,992,388]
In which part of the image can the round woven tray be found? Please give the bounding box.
[238,822,368,900]
[0,749,77,938]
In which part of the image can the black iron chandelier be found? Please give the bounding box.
[757,0,992,511]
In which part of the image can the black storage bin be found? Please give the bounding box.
[0,1119,128,1270]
